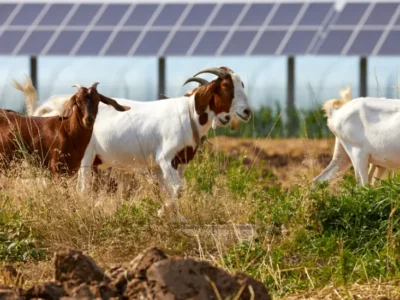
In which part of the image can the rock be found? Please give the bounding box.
[127,247,168,280]
[25,282,67,300]
[234,272,271,300]
[105,265,128,292]
[145,258,271,300]
[54,249,107,284]
[0,288,21,300]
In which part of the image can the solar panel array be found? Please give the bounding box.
[0,2,400,56]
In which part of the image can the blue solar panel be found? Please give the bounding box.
[76,31,112,55]
[240,3,272,26]
[19,31,54,55]
[11,4,44,26]
[164,31,198,55]
[379,31,400,55]
[105,31,140,55]
[282,30,316,54]
[182,4,215,26]
[252,31,285,54]
[317,30,352,54]
[270,3,302,26]
[47,31,83,55]
[96,4,130,26]
[223,31,256,55]
[211,4,245,26]
[347,30,382,55]
[39,4,73,26]
[153,4,186,26]
[193,31,227,55]
[0,31,24,54]
[365,3,398,25]
[299,3,333,25]
[135,31,168,55]
[68,4,100,26]
[0,4,16,25]
[334,3,369,25]
[125,4,158,26]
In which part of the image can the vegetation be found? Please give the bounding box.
[0,147,399,298]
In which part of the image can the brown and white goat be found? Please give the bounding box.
[0,83,129,178]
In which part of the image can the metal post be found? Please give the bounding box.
[287,56,295,109]
[158,57,165,98]
[30,56,38,90]
[360,56,367,97]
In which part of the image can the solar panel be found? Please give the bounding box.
[47,31,83,55]
[211,4,245,26]
[269,3,302,26]
[0,31,24,54]
[182,4,215,26]
[96,4,130,26]
[240,3,273,26]
[135,31,169,55]
[0,1,398,56]
[0,4,17,25]
[67,4,100,26]
[347,30,382,55]
[193,31,227,55]
[223,31,257,55]
[19,31,54,55]
[379,30,400,55]
[76,31,112,55]
[282,30,316,54]
[11,4,44,26]
[334,3,369,25]
[298,3,332,25]
[164,31,198,55]
[125,4,157,26]
[252,31,286,55]
[365,3,399,25]
[154,4,187,26]
[39,4,73,26]
[105,31,140,55]
[317,30,352,54]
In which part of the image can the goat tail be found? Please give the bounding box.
[13,75,38,116]
[322,98,349,118]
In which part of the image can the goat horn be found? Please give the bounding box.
[72,84,82,89]
[183,77,209,87]
[91,82,100,89]
[193,67,228,79]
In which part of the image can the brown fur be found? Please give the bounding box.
[171,146,196,170]
[198,113,208,125]
[0,86,129,179]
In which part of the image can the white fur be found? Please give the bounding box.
[313,97,400,187]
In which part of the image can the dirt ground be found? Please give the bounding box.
[208,137,335,187]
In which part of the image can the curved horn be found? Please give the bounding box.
[183,77,209,87]
[72,84,82,90]
[91,82,100,89]
[193,67,228,79]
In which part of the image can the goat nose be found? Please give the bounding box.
[225,115,231,122]
[244,108,251,117]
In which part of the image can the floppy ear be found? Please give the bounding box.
[194,82,216,115]
[99,94,130,111]
[61,96,77,118]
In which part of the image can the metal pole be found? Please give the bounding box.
[287,56,295,109]
[30,56,38,90]
[158,56,165,98]
[360,56,367,97]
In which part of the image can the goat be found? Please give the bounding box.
[313,95,400,187]
[75,67,251,222]
[312,85,392,187]
[0,83,129,179]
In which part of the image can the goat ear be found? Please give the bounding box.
[99,94,130,111]
[194,82,215,115]
[61,96,76,118]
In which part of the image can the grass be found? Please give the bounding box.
[0,140,400,299]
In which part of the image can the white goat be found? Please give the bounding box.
[313,95,400,187]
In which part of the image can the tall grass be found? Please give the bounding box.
[0,146,399,297]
